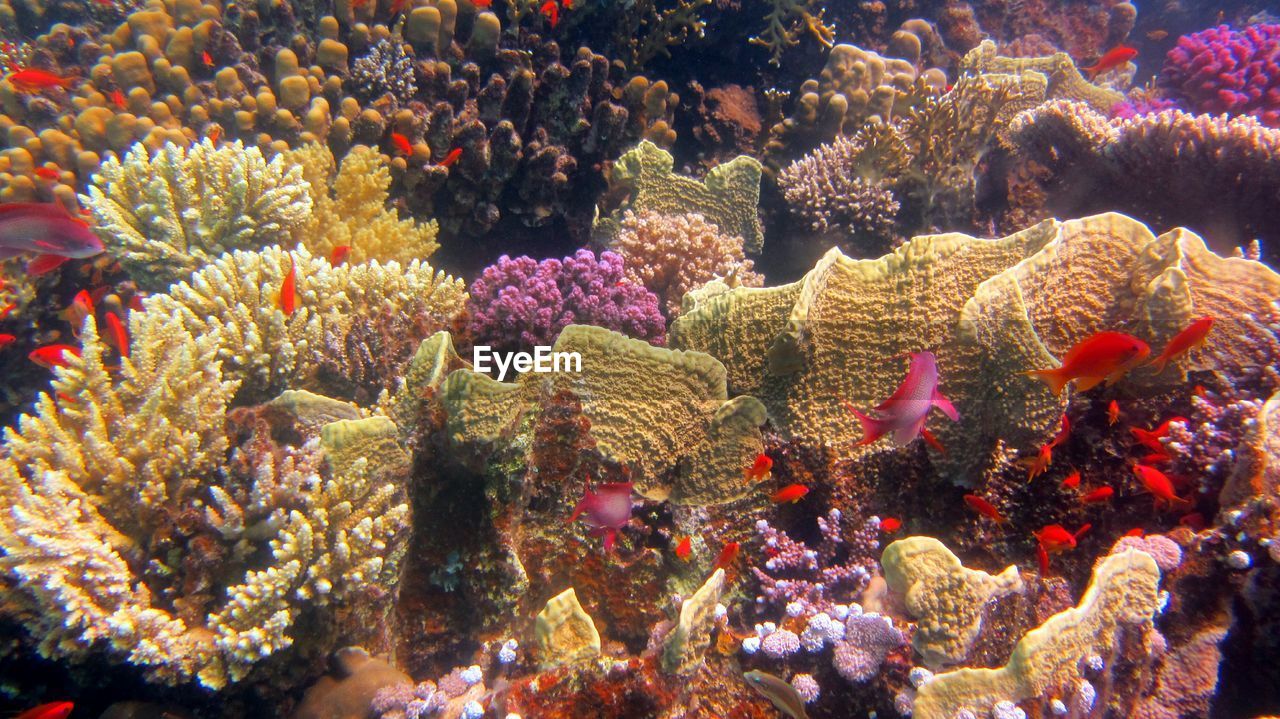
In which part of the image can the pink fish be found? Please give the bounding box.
[570,480,633,552]
[844,351,959,446]
[0,203,103,263]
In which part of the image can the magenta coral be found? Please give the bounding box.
[466,249,666,353]
[751,510,879,617]
[1159,24,1280,127]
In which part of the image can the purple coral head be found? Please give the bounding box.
[833,613,904,683]
[570,481,634,551]
[1159,24,1280,127]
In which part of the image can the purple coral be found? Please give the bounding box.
[1159,24,1280,127]
[832,611,904,683]
[1112,535,1183,573]
[466,250,666,354]
[751,510,880,616]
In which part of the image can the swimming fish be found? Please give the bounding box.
[0,202,104,263]
[59,289,92,333]
[879,517,902,533]
[1061,470,1081,489]
[675,536,691,560]
[0,333,15,350]
[714,541,740,570]
[1035,523,1090,553]
[111,88,126,108]
[28,344,80,369]
[103,311,129,358]
[33,167,60,181]
[1108,400,1120,426]
[770,483,808,504]
[1124,528,1145,537]
[743,670,809,719]
[744,453,772,483]
[201,50,214,67]
[6,68,77,91]
[1132,464,1189,508]
[15,702,74,719]
[1025,331,1150,396]
[540,0,559,28]
[391,132,413,156]
[437,147,463,167]
[1080,486,1114,504]
[570,481,633,552]
[329,245,352,265]
[278,254,298,316]
[1145,29,1168,41]
[1082,45,1138,78]
[1024,413,1070,479]
[1147,317,1215,374]
[1130,417,1186,454]
[844,351,959,446]
[962,494,1006,523]
[208,125,222,144]
[473,0,492,6]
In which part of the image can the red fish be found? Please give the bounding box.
[1082,45,1138,78]
[1036,544,1050,575]
[27,254,70,276]
[714,541,740,570]
[1178,512,1205,530]
[1147,317,1215,374]
[540,0,559,27]
[437,147,463,167]
[0,302,14,319]
[1061,470,1081,489]
[744,453,772,483]
[103,311,129,358]
[1035,523,1090,553]
[675,536,691,560]
[920,427,946,454]
[15,702,74,719]
[563,0,572,8]
[1138,451,1171,465]
[0,203,104,262]
[1025,413,1070,479]
[279,254,298,316]
[770,483,808,504]
[33,167,60,181]
[1026,332,1150,396]
[1193,384,1208,399]
[390,0,409,15]
[1130,417,1186,454]
[0,333,15,350]
[570,481,633,552]
[208,125,222,145]
[111,88,126,108]
[201,50,214,67]
[390,132,412,156]
[59,289,93,334]
[879,517,901,533]
[474,0,492,6]
[1132,464,1189,508]
[845,351,959,447]
[963,494,1007,523]
[1080,486,1114,504]
[1124,528,1145,537]
[1107,400,1120,426]
[29,344,80,369]
[329,245,352,266]
[6,68,77,91]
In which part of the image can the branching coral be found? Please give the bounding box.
[619,0,714,70]
[81,139,313,290]
[750,0,835,65]
[1160,24,1280,127]
[610,210,763,315]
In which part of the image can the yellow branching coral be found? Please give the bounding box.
[81,139,313,290]
[285,143,440,265]
[912,549,1161,719]
[749,0,834,65]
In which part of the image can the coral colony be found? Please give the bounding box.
[2,0,1280,717]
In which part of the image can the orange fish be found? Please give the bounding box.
[879,516,901,533]
[33,167,60,181]
[540,0,559,27]
[1036,544,1051,575]
[329,245,352,265]
[1130,417,1186,454]
[1080,486,1114,504]
[675,535,691,560]
[1061,470,1081,489]
[208,125,222,144]
[770,483,809,504]
[1146,29,1168,41]
[1193,384,1208,399]
[474,0,492,7]
[16,702,74,719]
[391,132,413,156]
[1123,527,1145,537]
[437,147,463,167]
[201,50,214,67]
[1107,399,1120,426]
[0,302,14,319]
[1023,444,1053,479]
[1147,317,1214,374]
[58,289,93,333]
[103,311,129,358]
[1035,523,1090,553]
[563,0,572,7]
[1082,45,1138,78]
[962,494,1006,523]
[6,68,77,91]
[1026,332,1150,396]
[1132,464,1189,508]
[0,333,15,350]
[1178,512,1205,530]
[744,453,772,483]
[921,427,946,454]
[29,344,80,369]
[111,88,126,108]
[714,541,739,570]
[278,254,298,316]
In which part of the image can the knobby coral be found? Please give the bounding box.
[1160,24,1280,127]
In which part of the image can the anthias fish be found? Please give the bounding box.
[674,536,691,560]
[15,702,74,719]
[570,481,633,552]
[1026,331,1149,396]
[1080,486,1114,504]
[1132,464,1189,508]
[744,453,772,483]
[278,255,298,316]
[1061,470,1081,489]
[743,670,809,719]
[1147,317,1215,374]
[714,541,739,570]
[1108,400,1120,426]
[391,132,412,156]
[1082,45,1138,78]
[845,351,959,446]
[879,516,901,533]
[0,202,104,262]
[1130,417,1186,454]
[962,494,1006,523]
[1035,523,1090,553]
[770,483,808,503]
[29,344,80,369]
[6,68,77,91]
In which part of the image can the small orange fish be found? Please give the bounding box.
[437,147,463,167]
[675,536,691,560]
[921,427,946,454]
[58,289,93,333]
[1107,399,1120,426]
[1130,417,1187,454]
[540,0,559,27]
[1080,486,1114,504]
[6,68,77,91]
[1023,444,1053,479]
[1123,527,1145,537]
[329,245,352,265]
[1147,317,1215,374]
[714,541,739,570]
[0,302,14,319]
[474,0,492,7]
[962,494,1007,523]
[1146,29,1169,41]
[744,453,772,483]
[15,702,74,719]
[1139,451,1171,465]
[770,483,809,504]
[391,132,413,156]
[208,125,222,144]
[33,166,60,181]
[1025,332,1150,396]
[201,50,214,67]
[1081,45,1138,79]
[1035,523,1090,553]
[103,311,129,358]
[1193,384,1208,399]
[29,344,80,369]
[1178,512,1205,530]
[563,0,572,8]
[1036,543,1051,575]
[0,333,15,350]
[278,254,298,316]
[1132,464,1189,508]
[879,517,901,533]
[1061,470,1081,489]
[111,88,126,108]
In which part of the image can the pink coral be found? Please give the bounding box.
[610,211,762,315]
[1111,535,1183,573]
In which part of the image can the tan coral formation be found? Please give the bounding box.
[662,568,727,673]
[881,536,1025,667]
[534,588,602,669]
[958,40,1124,113]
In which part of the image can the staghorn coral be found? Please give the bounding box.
[285,143,440,265]
[750,0,835,65]
[610,210,763,315]
[596,140,764,253]
[619,0,714,70]
[911,549,1161,719]
[81,139,312,290]
[1160,24,1280,127]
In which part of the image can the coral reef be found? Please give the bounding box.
[749,0,835,65]
[1160,24,1280,127]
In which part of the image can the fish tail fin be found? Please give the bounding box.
[1025,367,1069,396]
[932,388,960,421]
[1147,353,1170,375]
[844,403,887,445]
